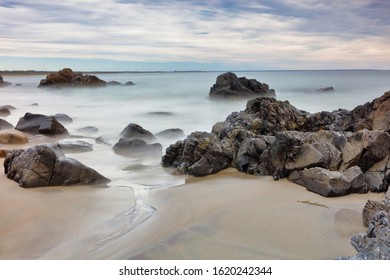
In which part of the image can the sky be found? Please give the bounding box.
[0,0,389,71]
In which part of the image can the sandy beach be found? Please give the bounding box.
[0,148,384,259]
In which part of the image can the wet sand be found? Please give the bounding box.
[0,154,384,259]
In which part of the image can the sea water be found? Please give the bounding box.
[1,70,390,189]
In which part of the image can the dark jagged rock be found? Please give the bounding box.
[119,123,156,143]
[125,81,135,86]
[3,145,109,188]
[163,91,390,197]
[113,138,162,157]
[15,113,69,136]
[155,128,185,140]
[209,72,275,99]
[331,91,390,133]
[0,118,14,130]
[38,68,106,87]
[162,131,235,176]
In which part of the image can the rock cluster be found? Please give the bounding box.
[38,68,106,87]
[4,145,109,188]
[341,191,390,259]
[209,72,275,99]
[162,91,390,197]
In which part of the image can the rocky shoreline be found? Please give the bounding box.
[1,71,389,259]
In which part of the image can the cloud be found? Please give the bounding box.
[0,0,389,69]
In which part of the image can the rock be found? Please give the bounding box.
[0,118,14,130]
[57,139,93,153]
[339,129,390,172]
[107,80,122,86]
[155,128,185,140]
[362,200,390,227]
[209,72,275,99]
[125,81,135,86]
[364,156,390,192]
[38,68,106,87]
[119,123,156,143]
[0,149,10,158]
[0,106,11,117]
[0,129,28,144]
[349,210,390,259]
[147,111,174,116]
[163,91,390,193]
[288,167,351,197]
[76,126,99,134]
[54,113,73,124]
[113,138,162,157]
[95,136,111,146]
[162,131,235,176]
[0,75,12,87]
[15,113,69,136]
[3,145,109,188]
[316,86,335,92]
[331,91,390,133]
[343,166,368,193]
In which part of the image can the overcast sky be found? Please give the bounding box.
[1,0,389,71]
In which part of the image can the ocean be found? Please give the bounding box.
[1,70,390,189]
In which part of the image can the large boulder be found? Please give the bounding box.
[3,145,109,188]
[209,72,275,99]
[38,68,106,87]
[288,167,351,197]
[15,113,69,136]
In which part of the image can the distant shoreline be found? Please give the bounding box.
[1,69,388,76]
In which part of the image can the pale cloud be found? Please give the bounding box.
[0,0,389,69]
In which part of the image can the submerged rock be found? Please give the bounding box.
[0,106,11,117]
[113,138,162,157]
[316,86,335,92]
[57,139,93,153]
[209,72,275,99]
[15,113,69,136]
[0,118,14,130]
[0,75,12,87]
[4,144,109,188]
[54,113,73,124]
[155,128,185,140]
[38,68,106,87]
